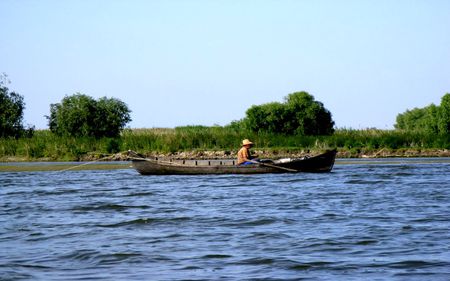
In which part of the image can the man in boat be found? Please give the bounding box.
[237,139,259,165]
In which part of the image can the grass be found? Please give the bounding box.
[0,127,448,161]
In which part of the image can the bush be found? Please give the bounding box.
[243,91,335,135]
[47,93,131,138]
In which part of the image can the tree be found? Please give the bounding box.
[48,94,96,137]
[395,93,450,134]
[395,107,427,131]
[437,93,450,134]
[243,91,335,135]
[92,97,132,138]
[284,92,335,135]
[47,93,131,138]
[245,102,287,133]
[0,73,31,138]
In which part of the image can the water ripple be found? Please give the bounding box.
[0,160,449,280]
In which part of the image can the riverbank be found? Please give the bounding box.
[127,148,450,160]
[1,128,448,162]
[1,148,449,163]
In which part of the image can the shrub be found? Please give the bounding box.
[243,91,335,135]
[47,93,131,138]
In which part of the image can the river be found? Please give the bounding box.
[1,158,449,280]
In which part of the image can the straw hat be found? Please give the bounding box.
[242,139,254,146]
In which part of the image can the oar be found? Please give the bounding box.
[249,160,297,172]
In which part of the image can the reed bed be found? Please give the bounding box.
[0,127,448,161]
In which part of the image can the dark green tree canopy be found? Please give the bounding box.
[438,93,450,134]
[395,93,450,134]
[243,91,335,135]
[0,74,29,138]
[47,93,131,138]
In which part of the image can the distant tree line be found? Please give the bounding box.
[0,73,131,139]
[1,71,449,140]
[228,91,335,135]
[395,93,450,134]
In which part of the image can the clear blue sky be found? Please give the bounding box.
[1,0,449,129]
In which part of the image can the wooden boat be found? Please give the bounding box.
[130,149,337,175]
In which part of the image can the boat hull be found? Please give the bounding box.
[131,149,337,175]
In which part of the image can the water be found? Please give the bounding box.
[1,158,450,280]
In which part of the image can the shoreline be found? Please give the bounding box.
[1,148,449,163]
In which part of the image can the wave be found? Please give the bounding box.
[72,204,150,212]
[98,216,191,228]
[201,254,233,259]
[60,249,145,265]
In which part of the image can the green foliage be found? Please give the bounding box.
[245,102,286,133]
[225,119,247,132]
[321,128,449,153]
[106,138,122,154]
[48,94,96,137]
[93,97,132,137]
[395,93,450,134]
[0,74,34,138]
[284,92,335,135]
[47,93,131,138]
[1,128,449,161]
[243,91,335,135]
[395,106,431,132]
[437,93,450,134]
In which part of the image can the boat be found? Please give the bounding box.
[129,149,337,175]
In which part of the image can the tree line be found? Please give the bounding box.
[395,94,450,135]
[1,73,131,139]
[1,72,449,139]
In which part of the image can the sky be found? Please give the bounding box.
[1,0,450,129]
